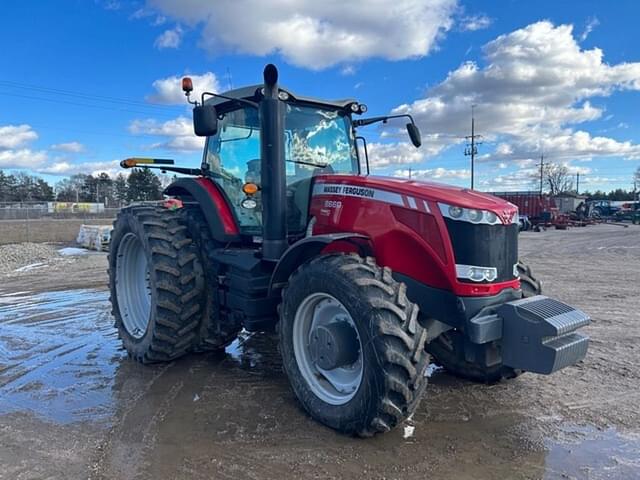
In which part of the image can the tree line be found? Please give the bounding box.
[1,165,638,205]
[538,163,639,200]
[0,169,172,206]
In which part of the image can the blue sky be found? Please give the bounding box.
[1,0,639,193]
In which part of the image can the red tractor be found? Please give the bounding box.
[109,64,589,436]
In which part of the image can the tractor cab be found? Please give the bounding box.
[200,89,360,237]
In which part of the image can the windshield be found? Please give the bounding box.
[204,103,358,233]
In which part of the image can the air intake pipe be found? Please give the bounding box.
[260,64,288,261]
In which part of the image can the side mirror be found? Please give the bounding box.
[193,104,218,137]
[406,123,422,148]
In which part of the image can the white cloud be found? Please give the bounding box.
[340,65,357,76]
[146,0,457,69]
[154,26,183,49]
[129,116,204,152]
[50,141,85,153]
[0,124,38,149]
[0,149,48,169]
[368,142,425,168]
[459,14,492,32]
[580,16,600,42]
[130,7,166,25]
[98,0,121,11]
[391,21,640,168]
[479,168,538,191]
[489,130,640,164]
[37,160,121,177]
[146,72,220,105]
[394,167,470,180]
[0,124,47,169]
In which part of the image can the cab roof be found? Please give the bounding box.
[203,85,358,111]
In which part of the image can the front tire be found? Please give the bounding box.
[279,254,430,436]
[108,205,205,363]
[427,260,542,383]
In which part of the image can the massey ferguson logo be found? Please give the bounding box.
[502,210,515,224]
[322,184,375,198]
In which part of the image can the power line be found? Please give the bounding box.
[0,79,180,111]
[22,121,182,140]
[0,91,181,119]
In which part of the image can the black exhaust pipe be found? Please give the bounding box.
[260,64,288,261]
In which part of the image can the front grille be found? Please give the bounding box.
[444,219,518,283]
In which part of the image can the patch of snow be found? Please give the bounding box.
[58,247,89,256]
[425,363,444,378]
[14,262,48,273]
[403,425,415,439]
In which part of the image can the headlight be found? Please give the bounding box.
[456,264,498,282]
[467,209,482,222]
[438,203,510,225]
[241,198,258,209]
[449,206,463,218]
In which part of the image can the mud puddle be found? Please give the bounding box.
[0,287,638,479]
[0,288,124,423]
[544,425,640,479]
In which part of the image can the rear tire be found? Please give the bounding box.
[180,206,241,351]
[108,205,205,363]
[279,254,430,436]
[427,260,542,383]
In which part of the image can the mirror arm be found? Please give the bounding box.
[124,165,205,176]
[201,92,259,109]
[353,114,417,127]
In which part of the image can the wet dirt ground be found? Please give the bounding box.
[0,224,639,479]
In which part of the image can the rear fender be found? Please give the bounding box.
[164,177,240,243]
[269,233,370,293]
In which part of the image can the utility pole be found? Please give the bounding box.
[539,153,544,195]
[576,172,580,194]
[408,167,412,179]
[464,105,483,189]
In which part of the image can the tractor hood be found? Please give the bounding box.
[315,174,516,213]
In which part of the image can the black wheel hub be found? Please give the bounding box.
[309,321,360,370]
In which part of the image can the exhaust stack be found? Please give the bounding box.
[260,64,288,261]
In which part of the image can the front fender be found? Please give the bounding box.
[269,233,370,293]
[164,177,240,243]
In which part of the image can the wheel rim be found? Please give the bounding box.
[292,293,363,406]
[115,232,151,339]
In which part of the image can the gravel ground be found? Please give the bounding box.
[0,243,107,290]
[0,243,62,275]
[0,224,639,480]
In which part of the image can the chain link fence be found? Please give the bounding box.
[0,202,119,245]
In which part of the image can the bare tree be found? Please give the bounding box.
[544,163,574,196]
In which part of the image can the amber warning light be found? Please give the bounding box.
[242,182,260,195]
[182,77,193,94]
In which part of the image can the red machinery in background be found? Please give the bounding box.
[490,191,559,230]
